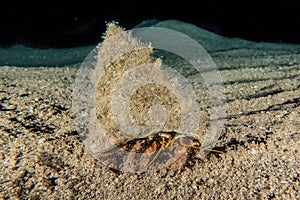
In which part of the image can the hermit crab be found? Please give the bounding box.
[72,22,226,173]
[93,131,224,173]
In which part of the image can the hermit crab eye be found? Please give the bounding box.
[72,22,226,173]
[158,132,170,138]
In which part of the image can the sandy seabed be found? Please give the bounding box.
[1,20,299,199]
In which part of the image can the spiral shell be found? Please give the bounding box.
[72,22,226,173]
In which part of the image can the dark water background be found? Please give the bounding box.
[0,1,299,66]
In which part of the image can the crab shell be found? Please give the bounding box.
[87,23,203,154]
